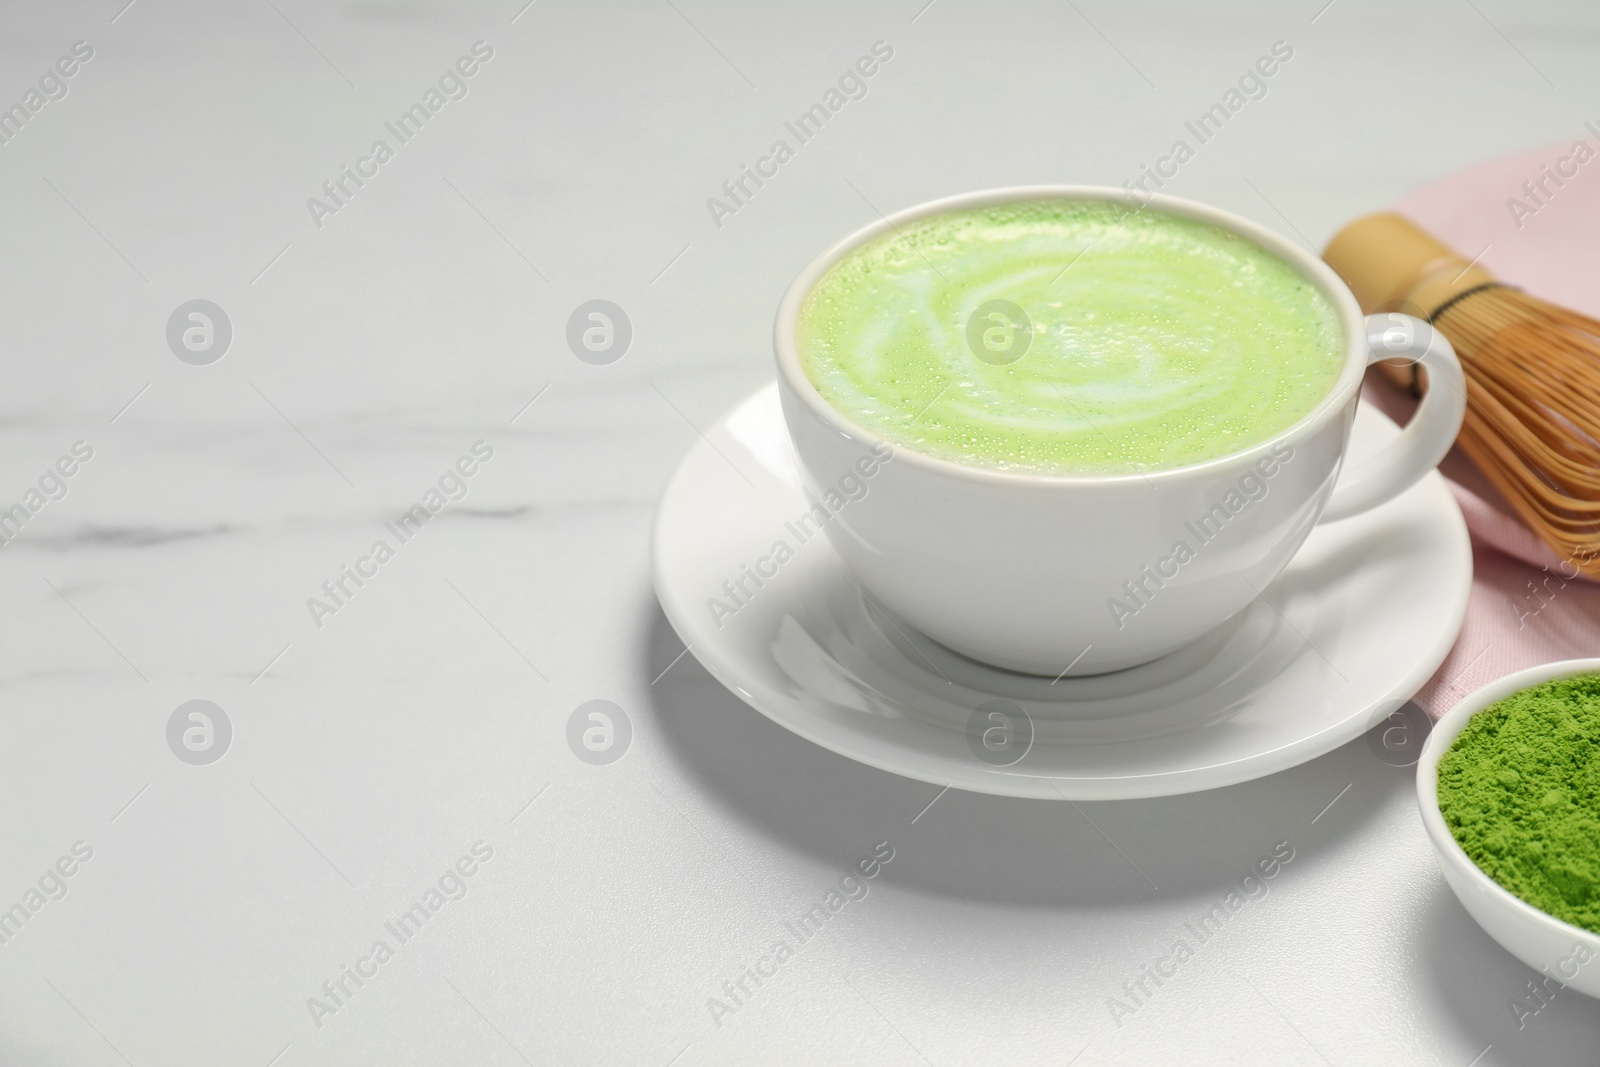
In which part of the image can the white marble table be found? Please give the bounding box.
[1,1,1596,1063]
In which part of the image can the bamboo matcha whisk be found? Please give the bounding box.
[1324,213,1600,575]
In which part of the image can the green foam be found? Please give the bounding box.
[795,199,1345,475]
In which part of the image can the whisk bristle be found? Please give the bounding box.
[1439,287,1600,574]
[1324,212,1600,576]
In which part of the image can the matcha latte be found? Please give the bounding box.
[795,199,1345,475]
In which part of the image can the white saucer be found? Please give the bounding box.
[652,384,1472,800]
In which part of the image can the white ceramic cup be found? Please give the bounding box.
[774,186,1466,675]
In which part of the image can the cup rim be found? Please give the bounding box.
[1416,657,1600,951]
[773,184,1369,487]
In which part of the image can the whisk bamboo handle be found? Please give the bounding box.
[1324,212,1497,319]
[1324,212,1501,394]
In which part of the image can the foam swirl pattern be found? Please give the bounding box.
[796,199,1344,475]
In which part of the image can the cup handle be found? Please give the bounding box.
[1318,313,1466,523]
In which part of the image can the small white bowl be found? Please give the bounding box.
[1418,658,1600,998]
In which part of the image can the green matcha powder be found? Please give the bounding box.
[1437,673,1600,934]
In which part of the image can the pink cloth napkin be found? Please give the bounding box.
[1371,142,1600,714]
